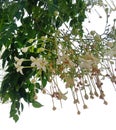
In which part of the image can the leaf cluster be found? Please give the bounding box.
[0,0,86,121]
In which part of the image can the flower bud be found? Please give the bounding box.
[104,100,108,105]
[107,42,113,48]
[54,11,59,17]
[83,104,88,109]
[90,30,96,36]
[21,47,29,53]
[52,106,56,111]
[84,93,89,100]
[94,34,101,42]
[77,111,81,115]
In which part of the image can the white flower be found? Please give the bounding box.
[14,56,24,65]
[21,47,29,53]
[79,53,99,69]
[41,36,47,41]
[14,56,25,74]
[57,54,75,67]
[30,76,37,84]
[30,56,47,72]
[14,63,24,75]
[30,56,39,67]
[36,58,47,72]
[79,58,93,69]
[57,55,62,64]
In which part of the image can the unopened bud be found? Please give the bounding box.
[90,30,96,36]
[104,100,108,105]
[21,47,29,53]
[107,42,113,48]
[83,104,88,109]
[77,111,81,115]
[52,106,56,111]
[94,34,101,42]
[54,11,59,17]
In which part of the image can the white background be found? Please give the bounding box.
[0,81,116,130]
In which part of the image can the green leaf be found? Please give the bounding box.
[21,103,24,111]
[13,115,19,122]
[1,49,10,68]
[10,109,17,117]
[41,72,47,88]
[36,83,41,89]
[32,101,43,108]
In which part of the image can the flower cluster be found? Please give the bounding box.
[30,56,47,72]
[12,19,116,114]
[13,29,116,114]
[12,2,116,114]
[14,57,25,75]
[14,56,48,75]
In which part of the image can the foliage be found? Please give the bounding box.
[0,0,116,122]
